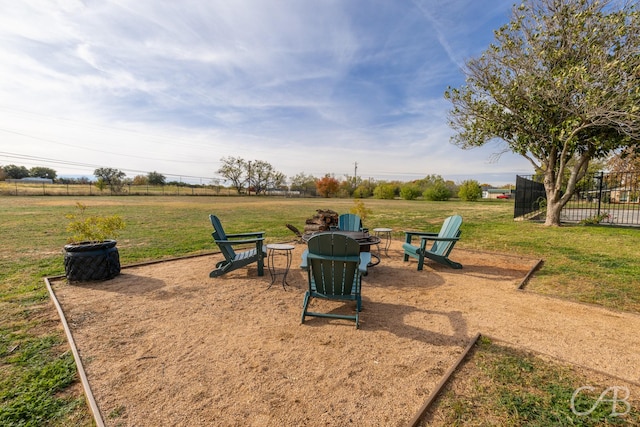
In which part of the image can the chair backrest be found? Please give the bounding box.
[338,214,362,232]
[307,233,361,297]
[209,215,236,260]
[430,215,463,256]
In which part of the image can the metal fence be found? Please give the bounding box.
[0,181,306,197]
[514,175,546,219]
[0,182,235,197]
[515,172,640,226]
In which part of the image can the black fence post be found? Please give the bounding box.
[596,171,603,218]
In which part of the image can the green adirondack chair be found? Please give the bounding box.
[209,215,266,278]
[338,213,362,231]
[402,215,463,270]
[301,233,363,328]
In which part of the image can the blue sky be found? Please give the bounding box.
[0,0,533,186]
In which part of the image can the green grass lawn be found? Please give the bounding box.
[1,196,639,425]
[422,337,640,426]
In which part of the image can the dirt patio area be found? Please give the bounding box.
[49,241,640,426]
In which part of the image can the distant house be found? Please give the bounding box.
[609,187,639,204]
[7,177,54,184]
[483,189,513,199]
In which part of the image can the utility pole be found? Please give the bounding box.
[248,161,252,196]
[354,161,358,183]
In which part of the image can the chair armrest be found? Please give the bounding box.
[404,230,438,244]
[419,236,460,242]
[405,231,438,237]
[300,249,309,270]
[225,231,265,238]
[214,237,265,245]
[358,253,371,275]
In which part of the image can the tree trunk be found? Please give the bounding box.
[544,199,563,226]
[543,166,563,226]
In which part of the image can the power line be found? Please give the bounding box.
[0,151,221,182]
[0,128,212,165]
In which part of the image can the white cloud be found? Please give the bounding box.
[0,0,525,185]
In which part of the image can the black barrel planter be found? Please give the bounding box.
[64,240,121,282]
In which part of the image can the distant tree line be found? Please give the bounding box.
[0,165,58,180]
[3,160,542,201]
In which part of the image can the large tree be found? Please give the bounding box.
[94,167,126,194]
[248,160,275,195]
[147,171,166,186]
[445,0,640,225]
[315,174,340,198]
[217,157,247,194]
[3,164,30,179]
[290,172,317,196]
[217,157,284,195]
[29,166,57,180]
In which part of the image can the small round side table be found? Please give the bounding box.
[266,243,295,290]
[373,228,392,257]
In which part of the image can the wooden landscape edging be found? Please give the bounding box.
[43,252,224,427]
[518,258,544,290]
[44,276,106,427]
[407,332,482,427]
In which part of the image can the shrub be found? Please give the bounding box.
[349,199,372,220]
[373,183,396,199]
[400,183,422,200]
[65,203,126,243]
[458,180,482,201]
[423,181,452,201]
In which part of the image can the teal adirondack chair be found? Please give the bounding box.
[338,213,362,232]
[301,233,363,328]
[209,215,266,277]
[402,215,463,270]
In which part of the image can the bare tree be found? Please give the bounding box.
[217,157,247,194]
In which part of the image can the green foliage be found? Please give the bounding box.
[580,212,610,226]
[399,183,422,200]
[3,164,30,179]
[147,171,166,186]
[458,179,482,201]
[65,202,126,243]
[94,167,126,194]
[289,172,317,196]
[445,0,640,225]
[373,183,396,199]
[94,178,107,192]
[29,167,57,180]
[423,180,452,201]
[353,184,372,198]
[349,199,372,220]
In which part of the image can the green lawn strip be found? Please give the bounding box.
[422,337,640,426]
[0,348,85,426]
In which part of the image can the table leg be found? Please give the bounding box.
[267,248,293,290]
[375,230,391,257]
[281,249,292,289]
[267,248,277,289]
